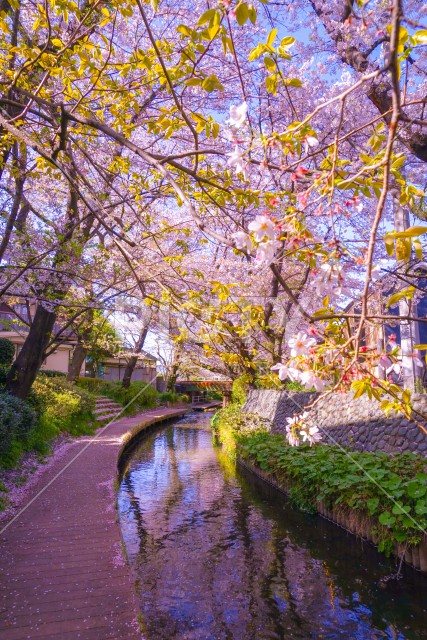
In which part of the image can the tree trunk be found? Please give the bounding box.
[5,305,56,399]
[67,341,87,382]
[122,323,149,388]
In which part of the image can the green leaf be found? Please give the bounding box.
[184,77,202,86]
[265,74,277,95]
[264,56,276,71]
[379,511,396,526]
[366,497,379,515]
[406,481,426,499]
[280,36,295,47]
[197,8,217,26]
[384,234,395,256]
[391,225,427,238]
[386,286,415,308]
[266,28,278,47]
[248,4,257,24]
[395,237,411,262]
[413,30,427,46]
[413,238,423,260]
[236,3,249,26]
[415,500,427,515]
[248,43,263,61]
[201,74,224,92]
[392,502,409,515]
[284,78,302,87]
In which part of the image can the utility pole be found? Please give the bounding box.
[391,186,420,390]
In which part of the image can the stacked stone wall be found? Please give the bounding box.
[243,389,427,456]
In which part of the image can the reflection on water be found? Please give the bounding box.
[118,413,427,640]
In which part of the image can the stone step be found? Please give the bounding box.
[94,411,122,422]
[94,406,122,416]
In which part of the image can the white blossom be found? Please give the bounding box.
[227,145,247,179]
[255,240,281,265]
[248,215,277,242]
[228,101,248,128]
[299,370,327,391]
[285,411,312,447]
[288,331,317,357]
[304,135,319,154]
[286,430,301,447]
[271,362,290,381]
[232,231,251,252]
[313,263,346,299]
[300,425,322,446]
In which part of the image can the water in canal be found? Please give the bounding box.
[118,412,427,640]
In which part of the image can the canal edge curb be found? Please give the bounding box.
[116,405,191,476]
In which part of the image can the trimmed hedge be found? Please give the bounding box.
[38,369,66,378]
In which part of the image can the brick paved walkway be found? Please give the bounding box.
[0,407,188,640]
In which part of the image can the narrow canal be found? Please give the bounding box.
[118,412,427,640]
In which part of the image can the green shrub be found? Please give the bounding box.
[0,375,98,469]
[0,393,37,459]
[159,391,177,403]
[39,369,66,378]
[32,376,95,435]
[76,377,158,414]
[159,391,190,405]
[231,374,253,406]
[75,376,106,394]
[0,364,9,387]
[206,390,222,401]
[0,338,15,366]
[103,381,158,413]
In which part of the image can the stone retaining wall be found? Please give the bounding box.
[243,389,427,456]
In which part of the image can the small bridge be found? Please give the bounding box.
[176,380,232,408]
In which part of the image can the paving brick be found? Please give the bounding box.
[0,406,188,640]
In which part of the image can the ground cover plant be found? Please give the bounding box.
[213,403,427,556]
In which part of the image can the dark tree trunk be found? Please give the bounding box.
[122,324,149,388]
[5,305,56,399]
[67,341,87,382]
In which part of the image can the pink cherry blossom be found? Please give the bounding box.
[299,370,326,391]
